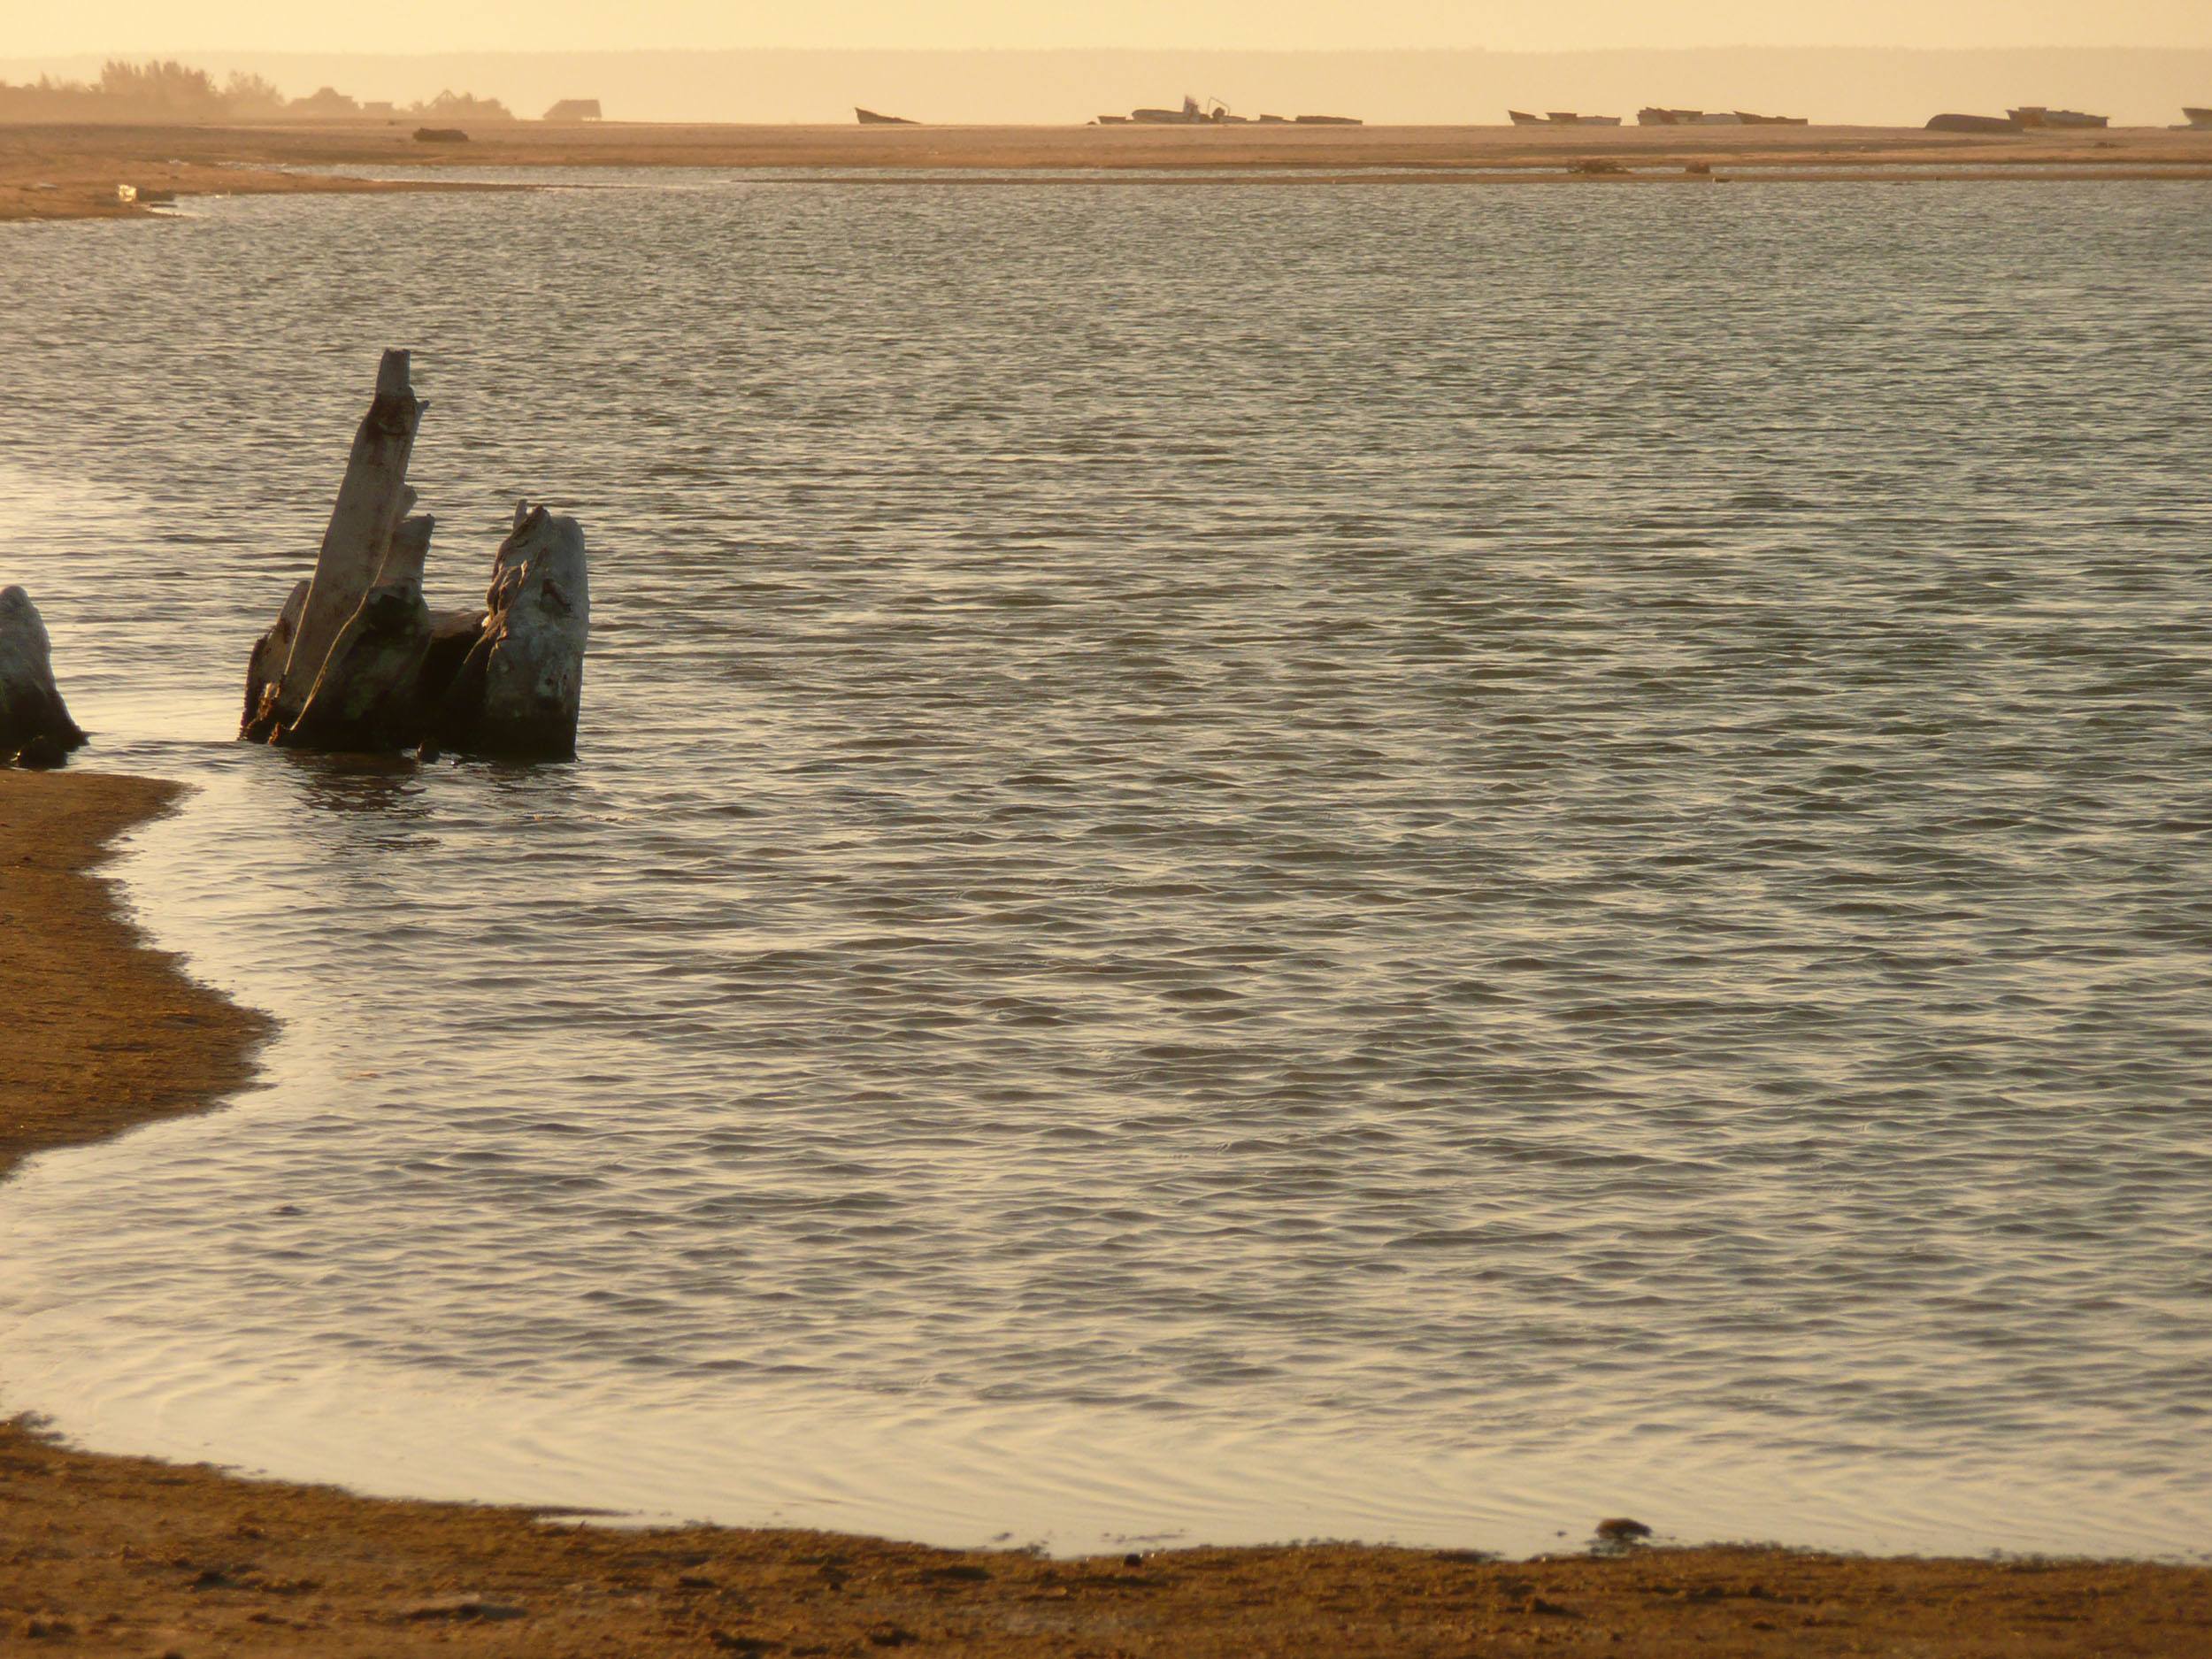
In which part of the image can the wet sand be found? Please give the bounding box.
[3,766,2210,1654]
[4,118,2209,220]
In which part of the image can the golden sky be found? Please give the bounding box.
[17,1,2212,55]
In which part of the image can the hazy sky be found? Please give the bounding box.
[19,2,2212,56]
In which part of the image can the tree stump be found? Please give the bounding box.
[269,349,426,729]
[280,514,438,752]
[433,503,589,760]
[0,587,88,766]
[235,352,590,761]
[418,606,489,710]
[241,579,310,741]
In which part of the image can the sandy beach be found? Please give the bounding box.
[4,117,2209,221]
[1,767,2207,1655]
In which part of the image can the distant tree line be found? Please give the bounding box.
[0,61,513,123]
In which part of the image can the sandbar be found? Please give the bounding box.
[4,119,2209,222]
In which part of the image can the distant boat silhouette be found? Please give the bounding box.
[1926,113,2021,134]
[1511,111,1623,127]
[855,108,916,126]
[2008,106,2108,129]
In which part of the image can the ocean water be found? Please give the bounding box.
[2,176,2208,1558]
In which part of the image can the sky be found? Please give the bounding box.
[13,2,2212,56]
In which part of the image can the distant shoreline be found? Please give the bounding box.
[4,117,2209,221]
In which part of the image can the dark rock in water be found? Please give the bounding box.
[433,501,589,761]
[1594,1517,1653,1545]
[0,586,88,763]
[280,514,437,752]
[13,733,72,769]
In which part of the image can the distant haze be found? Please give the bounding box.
[8,3,2212,55]
[4,48,2210,127]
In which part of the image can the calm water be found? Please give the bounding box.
[2,177,2208,1557]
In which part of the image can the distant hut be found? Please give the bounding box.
[543,98,603,123]
[290,87,361,118]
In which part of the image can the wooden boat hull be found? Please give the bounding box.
[2008,107,2108,129]
[1928,113,2021,134]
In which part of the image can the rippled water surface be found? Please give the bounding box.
[3,177,2208,1557]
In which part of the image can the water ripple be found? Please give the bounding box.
[0,178,2208,1555]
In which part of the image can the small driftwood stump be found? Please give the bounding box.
[281,514,438,752]
[267,348,426,731]
[0,586,88,767]
[241,579,309,741]
[239,351,588,760]
[432,503,589,761]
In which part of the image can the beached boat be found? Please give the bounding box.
[855,108,916,126]
[2186,108,2212,128]
[1294,114,1363,126]
[1509,110,1542,126]
[1132,96,1210,125]
[1638,108,1702,126]
[1927,113,2021,135]
[1734,111,1809,126]
[2008,107,2108,129]
[1512,111,1622,127]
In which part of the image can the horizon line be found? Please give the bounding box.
[12,42,2212,62]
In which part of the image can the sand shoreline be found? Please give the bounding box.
[4,117,2209,221]
[2,764,2209,1654]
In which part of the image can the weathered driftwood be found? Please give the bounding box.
[239,352,588,760]
[241,579,310,741]
[419,606,490,709]
[0,586,88,767]
[280,514,437,752]
[269,349,426,729]
[432,503,589,760]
